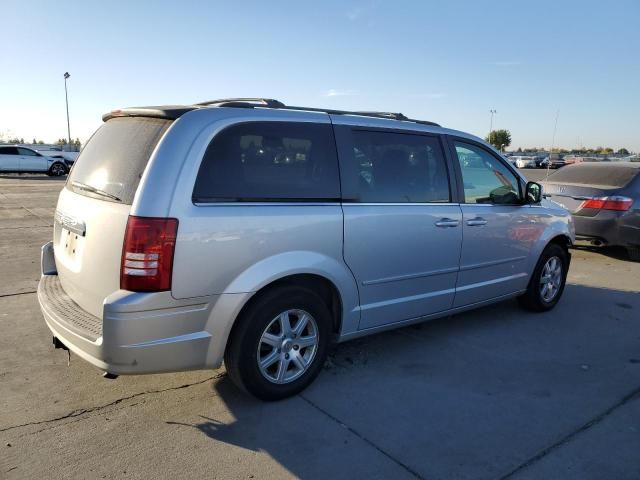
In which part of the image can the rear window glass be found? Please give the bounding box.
[548,164,639,188]
[68,117,171,204]
[193,121,340,202]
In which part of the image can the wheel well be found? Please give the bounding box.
[549,234,571,253]
[235,274,343,338]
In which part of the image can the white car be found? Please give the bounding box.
[0,145,67,176]
[513,156,537,169]
[33,145,79,166]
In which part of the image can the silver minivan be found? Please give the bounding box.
[39,98,575,400]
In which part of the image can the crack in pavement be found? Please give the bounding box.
[0,291,37,298]
[299,394,425,480]
[498,385,640,479]
[0,372,225,433]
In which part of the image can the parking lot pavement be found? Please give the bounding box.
[1,174,639,479]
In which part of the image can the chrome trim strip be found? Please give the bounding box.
[339,290,527,342]
[122,331,211,348]
[194,202,461,207]
[459,256,527,272]
[194,202,341,207]
[455,272,528,292]
[54,211,86,236]
[358,287,455,311]
[362,266,459,286]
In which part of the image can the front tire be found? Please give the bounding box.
[518,243,569,312]
[224,286,332,401]
[47,162,67,176]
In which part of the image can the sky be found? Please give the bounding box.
[1,0,639,151]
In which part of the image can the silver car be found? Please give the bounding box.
[38,98,575,400]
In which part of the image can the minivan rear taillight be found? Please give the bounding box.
[121,216,178,292]
[580,196,633,212]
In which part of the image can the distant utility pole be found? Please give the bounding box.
[489,109,497,140]
[63,72,71,145]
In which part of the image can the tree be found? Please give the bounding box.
[485,129,512,150]
[617,148,629,155]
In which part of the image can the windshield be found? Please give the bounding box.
[546,164,639,188]
[67,117,171,204]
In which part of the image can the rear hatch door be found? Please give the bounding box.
[54,117,171,318]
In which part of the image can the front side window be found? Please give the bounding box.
[342,129,450,203]
[455,142,521,204]
[193,121,340,202]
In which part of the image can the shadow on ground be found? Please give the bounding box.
[167,283,640,480]
[0,174,67,181]
[572,245,637,264]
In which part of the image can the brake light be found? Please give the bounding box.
[121,216,178,292]
[581,196,633,211]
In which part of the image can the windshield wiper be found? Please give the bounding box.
[71,181,122,202]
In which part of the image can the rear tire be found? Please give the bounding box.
[47,162,67,176]
[224,286,332,401]
[627,246,640,262]
[518,243,569,312]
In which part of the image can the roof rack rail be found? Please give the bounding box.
[196,98,286,108]
[196,98,440,127]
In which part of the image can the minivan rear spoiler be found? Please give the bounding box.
[102,106,196,122]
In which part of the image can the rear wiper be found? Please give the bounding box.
[71,181,122,202]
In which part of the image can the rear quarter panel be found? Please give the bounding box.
[135,108,361,337]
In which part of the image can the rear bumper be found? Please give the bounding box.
[38,243,225,375]
[573,211,640,247]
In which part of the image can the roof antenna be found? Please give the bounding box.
[546,109,560,180]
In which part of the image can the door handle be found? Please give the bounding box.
[435,218,460,228]
[466,217,488,226]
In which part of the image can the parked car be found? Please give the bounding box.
[550,157,567,169]
[0,145,67,176]
[512,156,537,169]
[38,98,575,400]
[536,156,551,168]
[33,145,79,168]
[542,162,640,260]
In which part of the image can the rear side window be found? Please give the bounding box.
[548,164,639,188]
[68,117,171,204]
[338,129,451,203]
[0,147,19,155]
[193,121,340,202]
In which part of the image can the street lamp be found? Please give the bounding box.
[489,109,497,138]
[63,72,71,146]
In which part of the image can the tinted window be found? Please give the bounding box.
[455,142,521,204]
[0,147,19,155]
[68,117,171,204]
[547,164,639,188]
[341,129,450,203]
[193,121,340,202]
[18,148,38,156]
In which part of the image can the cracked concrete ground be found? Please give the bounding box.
[1,173,639,479]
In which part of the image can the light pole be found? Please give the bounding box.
[489,109,497,141]
[63,72,71,146]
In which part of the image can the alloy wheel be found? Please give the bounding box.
[257,309,319,384]
[539,256,563,302]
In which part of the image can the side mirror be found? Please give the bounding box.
[525,181,542,204]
